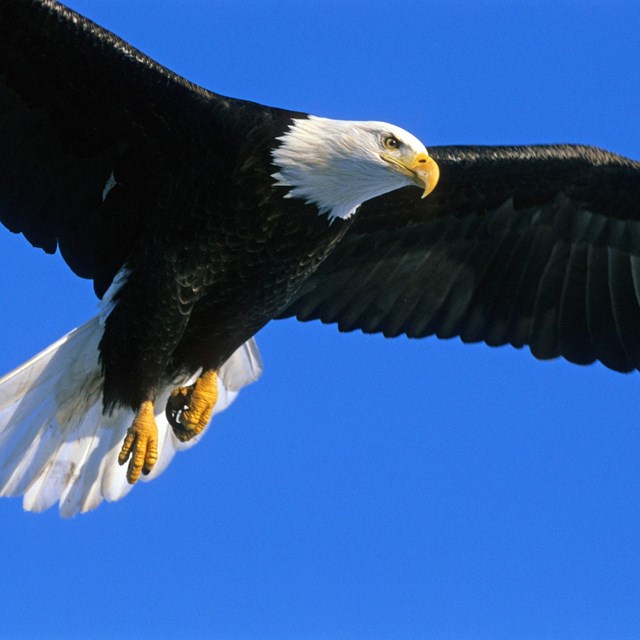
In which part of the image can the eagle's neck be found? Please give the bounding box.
[271,116,409,222]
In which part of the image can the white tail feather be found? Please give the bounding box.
[0,316,262,516]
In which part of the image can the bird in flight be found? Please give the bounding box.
[0,0,638,515]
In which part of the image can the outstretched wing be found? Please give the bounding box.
[0,0,247,297]
[280,144,640,373]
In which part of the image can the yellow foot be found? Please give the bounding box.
[166,369,218,442]
[118,400,159,484]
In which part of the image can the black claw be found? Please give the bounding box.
[165,394,195,440]
[165,399,183,430]
[165,388,190,430]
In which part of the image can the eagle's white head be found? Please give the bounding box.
[271,116,440,221]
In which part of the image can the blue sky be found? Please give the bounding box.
[1,1,640,638]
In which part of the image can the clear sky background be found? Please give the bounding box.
[1,1,639,638]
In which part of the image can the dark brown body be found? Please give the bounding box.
[100,130,352,408]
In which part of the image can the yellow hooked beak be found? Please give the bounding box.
[381,152,440,198]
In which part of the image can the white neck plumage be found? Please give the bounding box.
[271,116,428,222]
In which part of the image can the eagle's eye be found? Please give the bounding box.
[384,135,400,151]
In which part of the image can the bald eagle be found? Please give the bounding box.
[0,0,638,515]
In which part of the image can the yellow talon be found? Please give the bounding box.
[166,369,218,442]
[118,400,159,484]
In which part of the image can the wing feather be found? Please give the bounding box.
[608,248,640,368]
[0,0,260,297]
[281,144,640,373]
